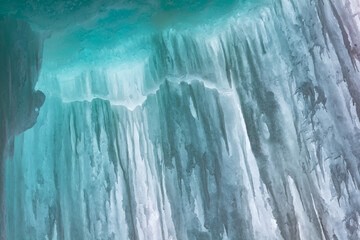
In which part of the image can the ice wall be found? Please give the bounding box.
[0,18,45,239]
[5,0,360,239]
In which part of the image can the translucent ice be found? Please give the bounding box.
[1,0,360,239]
[0,17,45,240]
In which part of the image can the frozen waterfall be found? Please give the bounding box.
[1,0,360,239]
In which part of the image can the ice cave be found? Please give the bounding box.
[1,0,360,239]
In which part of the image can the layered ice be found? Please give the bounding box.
[2,0,360,239]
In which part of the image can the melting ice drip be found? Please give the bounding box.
[1,0,360,239]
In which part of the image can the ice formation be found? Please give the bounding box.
[1,0,360,239]
[0,17,45,240]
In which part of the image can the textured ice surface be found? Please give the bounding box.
[2,0,360,239]
[0,17,45,240]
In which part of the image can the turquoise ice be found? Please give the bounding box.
[1,0,360,239]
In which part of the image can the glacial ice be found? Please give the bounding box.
[1,0,360,239]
